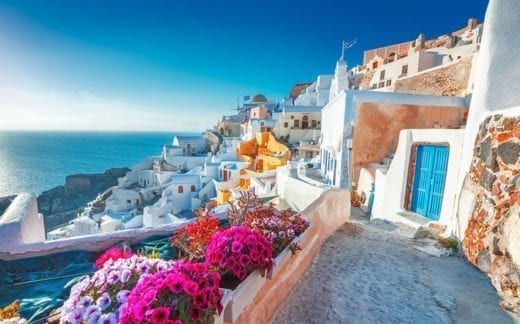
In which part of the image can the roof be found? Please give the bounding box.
[283,105,323,113]
[251,93,268,103]
[172,136,208,147]
[171,173,201,184]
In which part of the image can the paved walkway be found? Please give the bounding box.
[271,216,518,324]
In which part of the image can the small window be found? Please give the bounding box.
[311,120,317,128]
[401,64,408,76]
[379,81,385,88]
[284,122,288,128]
[190,185,196,192]
[379,70,385,81]
[294,120,299,128]
[260,121,264,126]
[372,84,377,89]
[178,186,183,193]
[386,79,392,87]
[126,199,131,204]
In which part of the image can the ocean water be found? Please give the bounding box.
[0,131,198,196]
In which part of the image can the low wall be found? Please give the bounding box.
[277,166,326,212]
[0,194,45,247]
[235,189,350,323]
[0,219,194,261]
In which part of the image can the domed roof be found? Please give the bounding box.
[251,93,268,103]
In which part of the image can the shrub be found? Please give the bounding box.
[244,205,309,256]
[171,211,220,261]
[119,262,222,324]
[205,226,273,280]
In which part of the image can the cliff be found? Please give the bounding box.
[37,167,129,231]
[394,56,474,96]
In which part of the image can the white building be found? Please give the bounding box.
[272,105,322,145]
[292,75,332,106]
[320,89,467,189]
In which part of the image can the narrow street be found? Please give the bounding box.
[272,214,517,323]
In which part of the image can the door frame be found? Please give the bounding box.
[404,142,450,220]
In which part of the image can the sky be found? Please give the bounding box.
[0,0,488,132]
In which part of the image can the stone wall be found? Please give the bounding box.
[462,114,520,314]
[394,56,473,96]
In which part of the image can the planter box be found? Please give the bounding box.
[215,288,233,324]
[223,270,266,322]
[268,228,311,279]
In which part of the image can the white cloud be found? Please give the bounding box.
[0,87,218,131]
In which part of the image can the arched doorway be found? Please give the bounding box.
[302,115,309,129]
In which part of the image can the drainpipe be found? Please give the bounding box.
[367,183,375,220]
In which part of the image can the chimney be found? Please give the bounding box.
[467,18,477,30]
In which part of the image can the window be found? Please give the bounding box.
[260,121,264,126]
[386,79,392,87]
[401,64,408,76]
[190,185,196,192]
[284,122,288,128]
[379,81,385,88]
[379,70,385,81]
[126,199,131,204]
[294,120,299,128]
[311,120,317,128]
[372,84,377,89]
[178,186,183,193]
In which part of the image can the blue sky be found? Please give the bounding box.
[0,0,488,131]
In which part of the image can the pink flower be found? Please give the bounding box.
[150,307,170,324]
[231,241,244,253]
[94,247,133,269]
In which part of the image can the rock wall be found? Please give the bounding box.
[394,56,473,96]
[37,167,129,231]
[462,114,520,313]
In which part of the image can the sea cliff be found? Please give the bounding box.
[37,167,129,231]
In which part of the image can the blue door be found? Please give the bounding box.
[411,145,449,220]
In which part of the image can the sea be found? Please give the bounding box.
[0,130,199,197]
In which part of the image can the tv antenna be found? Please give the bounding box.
[341,38,357,61]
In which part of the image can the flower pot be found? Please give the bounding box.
[267,228,311,279]
[223,270,266,322]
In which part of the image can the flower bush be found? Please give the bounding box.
[244,205,309,256]
[119,262,222,324]
[171,211,220,261]
[93,247,133,269]
[60,255,170,324]
[205,226,273,280]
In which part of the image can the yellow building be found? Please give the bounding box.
[238,132,291,173]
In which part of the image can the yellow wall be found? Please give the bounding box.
[238,132,291,172]
[217,189,231,205]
